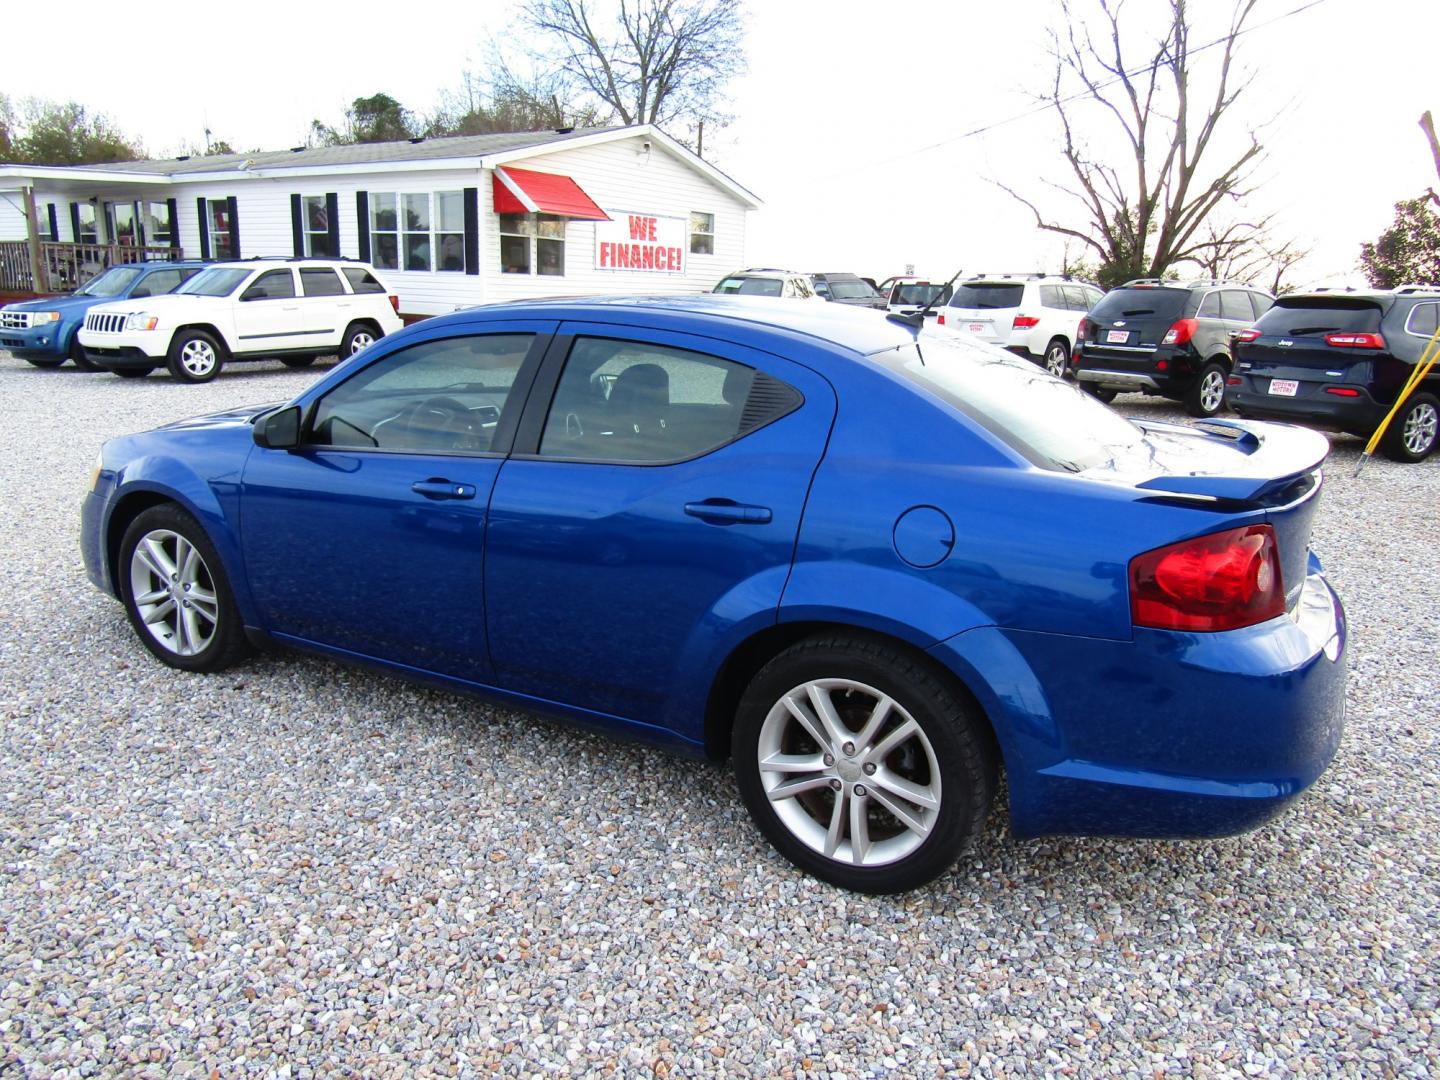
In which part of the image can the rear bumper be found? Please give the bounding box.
[930,563,1347,840]
[1227,379,1387,436]
[1073,345,1199,395]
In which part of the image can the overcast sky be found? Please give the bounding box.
[5,0,1436,285]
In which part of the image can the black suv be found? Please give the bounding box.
[810,273,887,309]
[1228,286,1440,463]
[1071,279,1274,417]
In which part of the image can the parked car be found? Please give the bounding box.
[932,274,1103,378]
[712,268,819,300]
[0,262,209,370]
[1227,285,1440,462]
[1072,279,1274,417]
[80,297,1346,893]
[77,258,403,383]
[810,272,888,309]
[884,280,953,318]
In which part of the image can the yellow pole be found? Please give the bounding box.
[1355,325,1440,474]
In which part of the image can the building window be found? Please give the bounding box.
[689,211,715,255]
[76,204,99,245]
[145,201,173,247]
[500,213,566,276]
[371,194,398,269]
[402,194,430,271]
[209,199,234,259]
[304,195,332,257]
[436,190,465,272]
[369,191,464,272]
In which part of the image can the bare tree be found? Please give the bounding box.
[1000,0,1266,288]
[517,0,745,145]
[1187,218,1310,294]
[428,61,609,137]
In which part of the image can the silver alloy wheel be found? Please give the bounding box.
[128,528,220,657]
[349,331,375,355]
[1045,343,1068,378]
[1199,368,1226,413]
[1402,401,1438,456]
[179,339,217,377]
[757,678,942,867]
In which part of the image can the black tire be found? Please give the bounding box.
[1084,384,1118,403]
[23,356,65,369]
[1042,338,1071,379]
[733,634,997,894]
[118,504,251,673]
[1379,391,1439,463]
[340,322,381,358]
[167,330,225,383]
[280,355,317,369]
[1184,360,1228,418]
[68,335,100,371]
[114,367,156,379]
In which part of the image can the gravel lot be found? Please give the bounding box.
[0,352,1436,1078]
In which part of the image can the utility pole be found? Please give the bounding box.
[1421,112,1440,203]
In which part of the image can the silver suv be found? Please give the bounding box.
[932,273,1103,376]
[711,268,820,300]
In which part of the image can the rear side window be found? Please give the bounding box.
[1089,287,1189,322]
[300,268,345,296]
[1405,302,1438,337]
[948,283,1024,309]
[1039,285,1063,308]
[1256,298,1384,336]
[341,267,386,294]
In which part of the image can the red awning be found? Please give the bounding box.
[492,166,610,220]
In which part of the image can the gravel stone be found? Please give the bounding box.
[0,354,1436,1077]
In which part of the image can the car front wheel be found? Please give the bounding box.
[1186,361,1228,417]
[733,635,996,893]
[167,330,225,383]
[1380,392,1439,463]
[118,505,251,672]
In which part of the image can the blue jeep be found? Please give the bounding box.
[0,262,208,370]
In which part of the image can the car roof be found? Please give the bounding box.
[451,294,916,356]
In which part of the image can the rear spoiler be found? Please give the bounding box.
[1132,419,1330,504]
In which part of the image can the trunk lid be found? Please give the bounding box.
[1081,286,1189,357]
[942,282,1025,344]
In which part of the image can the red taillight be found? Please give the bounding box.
[388,295,401,315]
[1325,386,1361,397]
[1130,524,1285,632]
[1156,359,1168,371]
[1012,315,1040,329]
[1236,328,1261,343]
[1227,376,1242,386]
[937,313,946,326]
[1324,332,1384,349]
[1161,318,1198,346]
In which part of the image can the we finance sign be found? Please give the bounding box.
[595,212,687,274]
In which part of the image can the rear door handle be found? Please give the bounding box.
[411,479,477,500]
[684,499,772,525]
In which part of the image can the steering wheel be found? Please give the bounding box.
[393,395,472,449]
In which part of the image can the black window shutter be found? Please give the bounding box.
[463,187,479,275]
[326,192,340,256]
[164,198,178,249]
[356,192,371,262]
[196,198,211,259]
[46,204,58,242]
[290,194,304,256]
[69,203,81,242]
[227,196,240,259]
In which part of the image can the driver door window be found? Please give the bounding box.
[308,333,535,454]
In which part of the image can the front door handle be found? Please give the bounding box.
[411,479,477,500]
[684,499,772,525]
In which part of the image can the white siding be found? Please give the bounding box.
[0,191,27,240]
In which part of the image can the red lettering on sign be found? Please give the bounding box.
[628,216,659,242]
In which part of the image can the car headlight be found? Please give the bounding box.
[124,312,159,331]
[30,311,60,325]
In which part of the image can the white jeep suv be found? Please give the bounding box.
[929,274,1103,377]
[78,259,404,383]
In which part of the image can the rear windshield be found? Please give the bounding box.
[1255,297,1384,335]
[894,284,949,306]
[881,334,1146,472]
[1089,287,1189,322]
[948,283,1024,310]
[177,268,251,297]
[714,276,783,297]
[827,280,877,300]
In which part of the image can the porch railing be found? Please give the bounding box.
[0,242,185,294]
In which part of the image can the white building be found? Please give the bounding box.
[0,125,758,316]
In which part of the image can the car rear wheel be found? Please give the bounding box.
[1380,392,1439,463]
[733,635,996,893]
[167,330,225,383]
[118,504,250,673]
[1043,338,1070,379]
[341,322,379,357]
[68,336,100,371]
[1185,361,1228,417]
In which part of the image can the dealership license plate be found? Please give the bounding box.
[967,323,987,333]
[1105,330,1131,344]
[1268,378,1299,397]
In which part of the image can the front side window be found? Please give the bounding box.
[539,338,772,464]
[500,213,565,276]
[689,211,715,255]
[304,195,332,257]
[241,269,296,301]
[1220,291,1254,321]
[177,267,252,296]
[1198,292,1222,318]
[209,199,234,259]
[309,334,535,454]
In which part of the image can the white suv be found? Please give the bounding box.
[78,259,404,383]
[711,268,822,300]
[929,274,1104,377]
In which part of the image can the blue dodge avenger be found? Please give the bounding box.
[80,296,1347,892]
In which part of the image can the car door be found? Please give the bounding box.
[298,266,348,348]
[239,322,553,680]
[484,324,837,731]
[233,268,302,351]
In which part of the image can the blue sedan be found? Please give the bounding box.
[80,296,1347,892]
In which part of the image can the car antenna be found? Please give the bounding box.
[887,269,962,332]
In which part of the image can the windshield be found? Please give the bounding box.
[1256,297,1383,336]
[713,276,783,297]
[1089,287,1189,322]
[828,280,877,300]
[883,334,1148,472]
[948,283,1024,310]
[76,267,143,297]
[177,268,251,297]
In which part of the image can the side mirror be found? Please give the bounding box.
[253,405,302,449]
